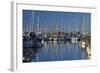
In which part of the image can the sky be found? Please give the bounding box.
[23,10,91,33]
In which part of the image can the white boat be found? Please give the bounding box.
[80,41,86,49]
[71,37,78,43]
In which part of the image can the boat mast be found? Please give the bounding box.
[29,13,32,33]
[32,11,34,32]
[37,16,40,34]
[80,16,84,34]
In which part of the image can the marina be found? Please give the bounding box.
[23,10,91,62]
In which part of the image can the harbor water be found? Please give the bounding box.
[31,41,88,62]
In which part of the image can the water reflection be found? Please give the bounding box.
[31,41,88,62]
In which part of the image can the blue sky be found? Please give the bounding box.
[23,10,91,33]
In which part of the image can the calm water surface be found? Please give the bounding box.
[32,41,88,62]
